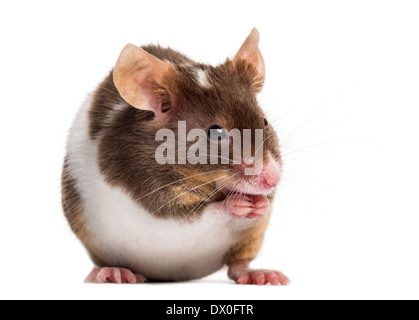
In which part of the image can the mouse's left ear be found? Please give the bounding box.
[233,28,265,93]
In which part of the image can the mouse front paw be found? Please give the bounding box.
[85,267,147,284]
[226,194,270,219]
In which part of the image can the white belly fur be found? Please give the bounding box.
[66,96,239,280]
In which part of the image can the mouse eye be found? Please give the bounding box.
[208,125,229,141]
[264,118,269,129]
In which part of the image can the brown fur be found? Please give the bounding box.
[225,211,272,264]
[88,46,279,221]
[65,41,281,273]
[61,159,107,266]
[61,159,88,240]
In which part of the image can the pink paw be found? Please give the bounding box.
[227,194,270,219]
[85,267,147,284]
[232,269,289,286]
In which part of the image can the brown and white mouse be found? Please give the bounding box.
[62,28,289,285]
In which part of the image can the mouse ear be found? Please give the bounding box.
[113,44,175,118]
[233,28,266,93]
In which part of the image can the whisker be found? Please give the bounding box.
[189,172,241,219]
[282,154,331,162]
[254,134,276,156]
[283,121,345,149]
[137,169,234,201]
[150,175,230,215]
[281,109,329,149]
[209,155,235,164]
[281,141,341,159]
[280,90,349,149]
[280,176,318,206]
[223,176,244,209]
[282,170,326,185]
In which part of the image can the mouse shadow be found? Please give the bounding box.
[147,278,234,286]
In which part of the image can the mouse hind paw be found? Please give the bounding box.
[229,266,289,286]
[85,267,147,284]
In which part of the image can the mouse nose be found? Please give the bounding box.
[263,172,280,188]
[262,160,281,189]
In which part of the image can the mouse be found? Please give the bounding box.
[62,28,289,285]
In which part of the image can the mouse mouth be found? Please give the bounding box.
[216,168,279,197]
[220,186,272,198]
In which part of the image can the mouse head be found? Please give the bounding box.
[113,28,281,198]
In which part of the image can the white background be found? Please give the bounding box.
[1,0,418,300]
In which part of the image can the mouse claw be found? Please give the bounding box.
[232,269,289,286]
